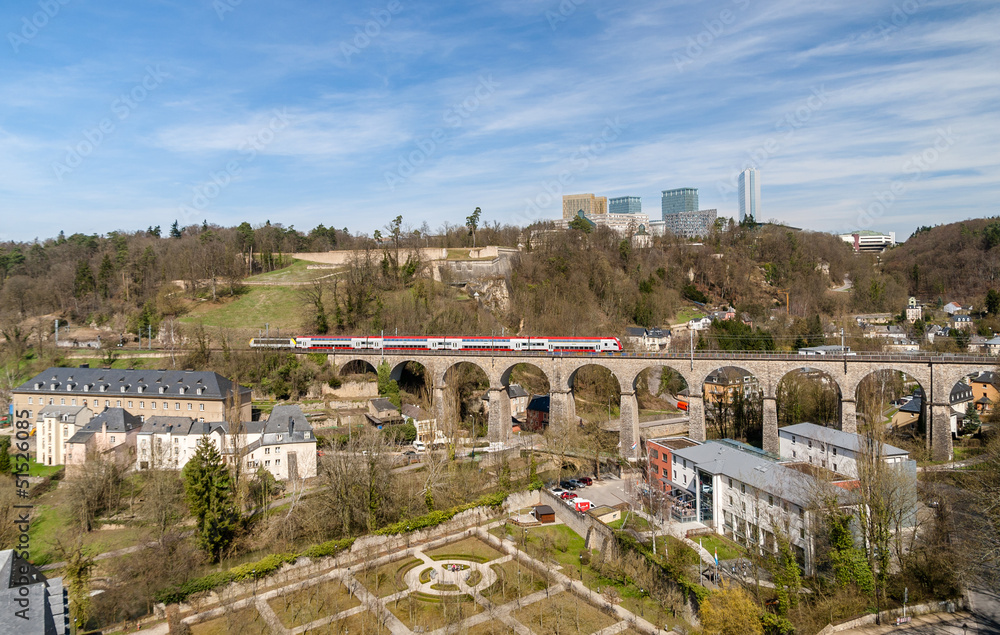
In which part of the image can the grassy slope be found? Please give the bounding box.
[178,285,303,330]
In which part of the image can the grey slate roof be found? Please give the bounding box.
[36,405,89,423]
[779,422,909,457]
[370,398,398,413]
[137,416,230,437]
[401,404,432,420]
[507,384,529,399]
[972,371,998,385]
[261,405,314,445]
[17,367,250,400]
[672,441,825,507]
[66,408,141,444]
[625,327,646,337]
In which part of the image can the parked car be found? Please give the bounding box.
[561,491,578,500]
[559,481,576,490]
[551,487,566,496]
[579,477,593,486]
[413,441,426,452]
[568,479,584,488]
[702,484,713,493]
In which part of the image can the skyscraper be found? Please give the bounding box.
[562,193,608,220]
[661,188,699,218]
[738,168,760,223]
[609,196,642,215]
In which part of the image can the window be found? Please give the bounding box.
[265,460,271,467]
[275,446,280,453]
[188,403,193,410]
[71,399,76,406]
[650,449,659,460]
[800,528,805,539]
[729,495,734,505]
[60,398,65,405]
[808,440,812,448]
[833,463,838,472]
[117,400,121,407]
[175,403,180,410]
[28,397,32,404]
[140,401,144,408]
[742,501,746,512]
[833,447,838,456]
[63,426,68,436]
[792,450,797,458]
[265,447,270,454]
[151,402,156,409]
[673,470,677,480]
[741,483,746,494]
[728,478,732,487]
[163,402,168,410]
[200,404,205,411]
[105,400,110,407]
[768,495,773,506]
[110,436,116,443]
[128,401,133,407]
[275,459,280,466]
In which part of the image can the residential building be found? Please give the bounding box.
[704,367,759,404]
[777,422,909,479]
[608,196,642,215]
[840,231,896,253]
[12,367,252,425]
[624,327,672,351]
[854,313,893,325]
[942,302,964,315]
[135,405,317,481]
[968,335,988,353]
[367,398,401,425]
[661,188,699,216]
[34,405,93,467]
[404,406,448,447]
[737,168,760,223]
[986,336,1000,356]
[524,395,550,432]
[562,193,607,221]
[507,384,530,415]
[0,549,69,635]
[950,382,974,436]
[64,408,142,474]
[905,297,922,323]
[688,317,712,331]
[646,437,699,492]
[659,208,717,238]
[710,307,736,321]
[970,371,998,413]
[950,314,974,331]
[862,324,906,339]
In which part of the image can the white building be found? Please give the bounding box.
[840,231,896,253]
[135,405,317,481]
[777,422,909,479]
[35,405,93,467]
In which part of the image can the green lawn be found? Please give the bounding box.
[674,307,705,323]
[607,515,652,532]
[245,259,343,284]
[23,458,64,478]
[694,534,743,561]
[178,285,304,330]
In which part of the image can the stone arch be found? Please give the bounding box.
[700,365,765,450]
[390,359,432,405]
[433,359,492,389]
[337,358,379,377]
[775,366,844,430]
[438,360,492,443]
[853,368,929,447]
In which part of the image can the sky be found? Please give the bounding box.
[0,0,997,243]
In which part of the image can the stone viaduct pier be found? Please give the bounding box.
[323,350,997,462]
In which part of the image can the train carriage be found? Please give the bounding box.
[250,335,622,353]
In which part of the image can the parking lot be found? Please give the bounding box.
[548,474,629,509]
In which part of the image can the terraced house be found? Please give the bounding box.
[13,366,252,426]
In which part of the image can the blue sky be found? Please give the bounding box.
[1,0,997,242]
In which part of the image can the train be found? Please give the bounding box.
[250,335,623,353]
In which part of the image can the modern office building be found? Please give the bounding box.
[562,193,607,221]
[609,196,642,215]
[738,168,760,223]
[840,231,896,253]
[657,208,717,238]
[661,188,699,217]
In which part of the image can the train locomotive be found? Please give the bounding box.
[250,335,622,353]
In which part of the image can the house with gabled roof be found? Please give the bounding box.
[64,408,142,474]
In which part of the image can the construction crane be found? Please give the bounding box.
[777,289,790,315]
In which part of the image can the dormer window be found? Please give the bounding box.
[100,385,107,392]
[138,386,145,393]
[35,383,42,390]
[196,388,203,395]
[159,387,166,394]
[121,386,127,393]
[83,384,90,392]
[305,432,310,439]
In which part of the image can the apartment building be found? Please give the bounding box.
[64,408,143,474]
[34,405,93,466]
[135,405,317,481]
[13,367,252,424]
[778,422,909,479]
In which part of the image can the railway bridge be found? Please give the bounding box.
[322,350,997,461]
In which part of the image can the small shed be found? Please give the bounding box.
[531,504,555,524]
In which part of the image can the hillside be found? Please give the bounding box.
[882,217,1000,304]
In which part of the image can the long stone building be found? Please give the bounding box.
[12,367,253,428]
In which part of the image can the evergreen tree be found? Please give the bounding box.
[170,220,182,239]
[73,259,96,299]
[0,437,10,474]
[183,438,240,562]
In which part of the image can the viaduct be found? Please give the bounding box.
[323,350,997,462]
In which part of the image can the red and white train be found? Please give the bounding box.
[250,335,622,353]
